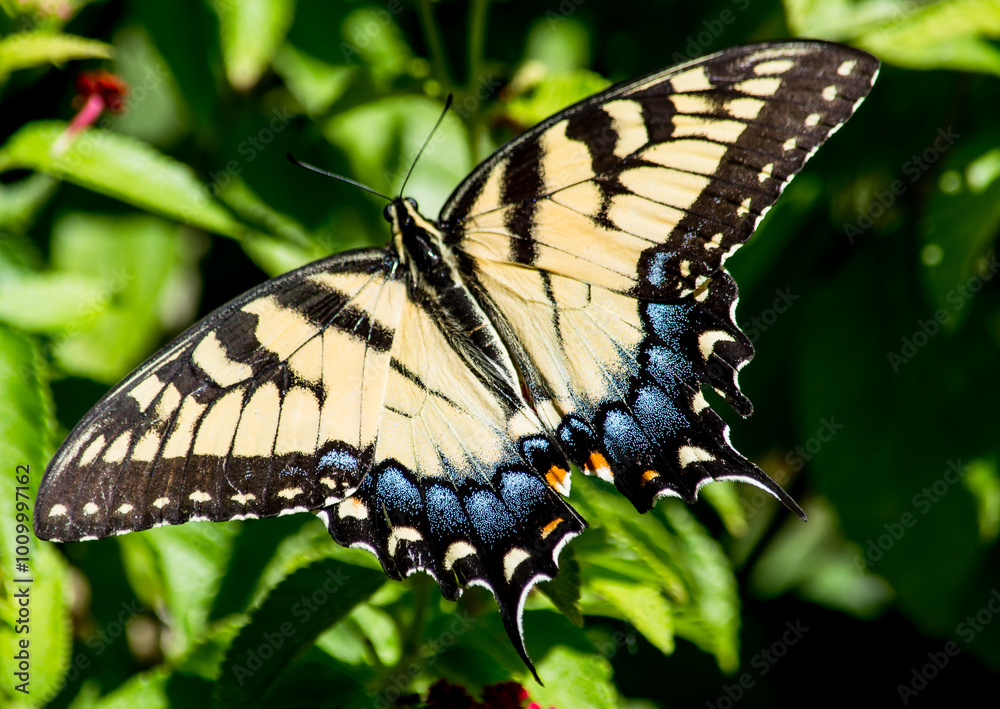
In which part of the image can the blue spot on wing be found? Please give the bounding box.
[500,471,549,521]
[601,408,650,469]
[466,490,514,546]
[376,466,421,514]
[319,449,359,473]
[646,252,671,288]
[645,345,693,394]
[633,385,685,438]
[425,485,471,537]
[646,302,690,341]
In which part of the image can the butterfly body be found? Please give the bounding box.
[35,41,879,674]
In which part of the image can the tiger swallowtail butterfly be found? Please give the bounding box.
[35,40,879,675]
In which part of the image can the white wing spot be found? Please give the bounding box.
[277,487,303,499]
[116,503,134,514]
[153,497,170,509]
[679,445,715,467]
[129,375,165,412]
[48,504,68,518]
[231,493,256,504]
[83,502,99,516]
[79,435,107,466]
[444,540,476,570]
[838,60,857,76]
[760,163,773,182]
[822,85,838,101]
[699,330,735,361]
[783,137,797,151]
[706,232,724,250]
[189,490,212,503]
[754,59,794,75]
[503,547,532,582]
[805,113,821,127]
[321,477,339,489]
[338,498,368,520]
[736,197,752,216]
[692,391,711,414]
[388,526,422,555]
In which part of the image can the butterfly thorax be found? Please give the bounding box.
[385,197,525,407]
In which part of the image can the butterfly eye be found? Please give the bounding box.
[382,204,394,222]
[405,197,418,209]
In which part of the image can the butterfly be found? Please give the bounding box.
[34,40,878,675]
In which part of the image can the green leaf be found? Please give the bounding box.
[0,31,111,76]
[215,558,385,707]
[658,502,741,672]
[0,324,70,707]
[339,6,412,84]
[212,0,297,91]
[588,577,674,656]
[0,173,58,234]
[87,669,170,709]
[855,0,1000,75]
[273,43,356,116]
[0,272,108,332]
[525,611,618,709]
[0,122,243,238]
[118,521,240,658]
[920,134,1000,329]
[40,213,203,383]
[700,480,749,538]
[750,498,894,618]
[504,66,609,128]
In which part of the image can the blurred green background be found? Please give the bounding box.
[2,0,1000,707]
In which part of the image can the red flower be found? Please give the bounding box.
[73,70,129,115]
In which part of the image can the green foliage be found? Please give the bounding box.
[2,0,999,706]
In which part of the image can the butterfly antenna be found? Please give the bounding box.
[399,93,454,198]
[286,154,392,202]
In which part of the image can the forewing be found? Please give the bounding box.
[443,41,878,299]
[35,249,406,541]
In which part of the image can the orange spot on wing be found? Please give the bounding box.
[585,451,612,479]
[540,517,564,539]
[546,465,570,491]
[642,470,659,484]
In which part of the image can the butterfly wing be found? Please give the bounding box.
[441,41,878,512]
[35,249,408,540]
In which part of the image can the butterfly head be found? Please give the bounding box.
[385,196,452,280]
